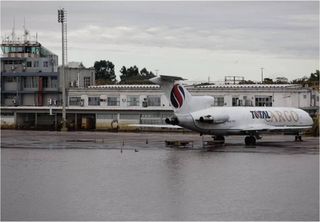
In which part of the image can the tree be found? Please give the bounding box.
[291,70,319,87]
[94,60,116,84]
[119,66,156,84]
[309,70,319,83]
[263,78,273,84]
[120,65,140,83]
[239,80,255,84]
[291,76,308,85]
[140,68,156,79]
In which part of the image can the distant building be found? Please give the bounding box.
[59,61,95,89]
[1,38,59,106]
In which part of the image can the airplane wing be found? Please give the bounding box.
[128,124,182,129]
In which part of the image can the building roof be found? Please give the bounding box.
[88,84,160,89]
[193,84,302,89]
[88,84,302,90]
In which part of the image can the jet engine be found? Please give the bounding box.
[198,114,229,124]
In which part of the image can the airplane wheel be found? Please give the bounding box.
[214,135,225,144]
[245,136,256,146]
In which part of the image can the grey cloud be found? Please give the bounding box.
[1,1,319,64]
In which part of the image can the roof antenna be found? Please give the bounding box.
[11,17,16,42]
[23,17,29,42]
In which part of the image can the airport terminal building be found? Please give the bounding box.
[1,38,319,131]
[1,81,319,131]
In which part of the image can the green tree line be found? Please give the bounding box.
[239,70,319,86]
[93,59,318,87]
[94,60,155,85]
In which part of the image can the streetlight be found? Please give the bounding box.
[261,67,264,83]
[58,8,67,131]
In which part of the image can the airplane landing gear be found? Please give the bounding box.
[213,135,225,144]
[295,135,302,142]
[245,135,256,146]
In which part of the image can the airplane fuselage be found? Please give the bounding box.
[176,106,313,136]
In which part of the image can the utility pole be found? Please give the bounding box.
[261,67,264,83]
[58,8,67,131]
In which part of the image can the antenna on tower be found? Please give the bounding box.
[11,17,16,42]
[23,17,29,42]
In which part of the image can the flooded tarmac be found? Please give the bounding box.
[1,130,319,220]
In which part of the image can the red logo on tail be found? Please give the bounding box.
[170,84,185,108]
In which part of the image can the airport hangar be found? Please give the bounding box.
[1,83,319,131]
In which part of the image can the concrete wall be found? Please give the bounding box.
[59,67,95,89]
[0,114,15,129]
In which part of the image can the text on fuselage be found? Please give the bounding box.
[250,111,299,122]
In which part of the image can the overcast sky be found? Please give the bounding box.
[1,1,319,82]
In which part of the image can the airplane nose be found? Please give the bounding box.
[304,112,314,126]
[307,115,314,125]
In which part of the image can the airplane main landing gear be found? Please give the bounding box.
[245,136,256,146]
[213,135,225,144]
[295,135,302,142]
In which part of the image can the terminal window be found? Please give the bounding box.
[147,96,161,106]
[141,113,161,124]
[127,96,140,106]
[34,61,39,67]
[232,97,239,106]
[107,97,120,106]
[42,77,48,88]
[214,96,224,106]
[84,77,91,88]
[255,96,272,107]
[88,97,100,106]
[69,97,81,106]
[23,77,38,88]
[4,76,16,82]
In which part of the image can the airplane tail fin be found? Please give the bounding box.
[150,75,193,114]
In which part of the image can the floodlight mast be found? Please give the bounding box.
[58,8,67,131]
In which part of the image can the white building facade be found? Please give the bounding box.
[1,83,318,131]
[68,84,318,110]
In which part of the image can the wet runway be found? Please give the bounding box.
[1,130,319,220]
[1,130,319,153]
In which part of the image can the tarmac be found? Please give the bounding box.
[1,130,319,154]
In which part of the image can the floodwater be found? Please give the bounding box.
[1,130,319,221]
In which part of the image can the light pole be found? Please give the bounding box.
[58,8,67,131]
[261,67,264,84]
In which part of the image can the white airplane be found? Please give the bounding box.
[139,75,313,145]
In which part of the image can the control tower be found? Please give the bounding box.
[1,31,59,106]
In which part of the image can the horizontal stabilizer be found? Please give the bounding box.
[158,75,186,81]
[149,75,186,84]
